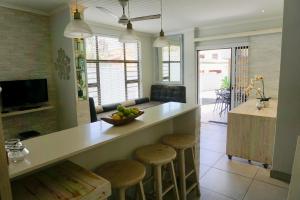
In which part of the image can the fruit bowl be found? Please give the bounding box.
[101,110,144,126]
[101,105,144,126]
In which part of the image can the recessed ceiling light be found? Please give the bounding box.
[262,9,265,13]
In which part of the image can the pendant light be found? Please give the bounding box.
[64,0,93,39]
[119,0,138,43]
[153,0,168,47]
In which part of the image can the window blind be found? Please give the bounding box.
[85,36,140,105]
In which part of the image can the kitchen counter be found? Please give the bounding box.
[9,102,200,179]
[229,99,277,118]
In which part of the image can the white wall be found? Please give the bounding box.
[272,0,300,176]
[183,30,197,104]
[50,7,78,130]
[87,22,155,98]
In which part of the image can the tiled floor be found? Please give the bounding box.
[197,122,289,200]
[201,104,228,124]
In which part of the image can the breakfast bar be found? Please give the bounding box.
[8,102,200,199]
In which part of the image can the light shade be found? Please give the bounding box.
[119,21,138,43]
[153,30,169,47]
[64,10,93,39]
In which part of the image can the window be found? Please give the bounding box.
[157,34,183,84]
[162,45,181,82]
[85,36,140,105]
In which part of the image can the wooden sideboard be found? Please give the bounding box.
[227,99,277,167]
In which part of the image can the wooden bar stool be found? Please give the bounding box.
[95,160,146,200]
[135,144,180,200]
[162,134,200,200]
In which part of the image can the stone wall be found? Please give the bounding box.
[249,33,282,99]
[0,7,58,139]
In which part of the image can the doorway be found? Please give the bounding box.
[198,49,232,124]
[197,46,249,124]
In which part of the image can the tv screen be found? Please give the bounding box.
[0,79,48,109]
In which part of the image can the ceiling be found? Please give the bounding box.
[0,0,70,13]
[1,0,284,34]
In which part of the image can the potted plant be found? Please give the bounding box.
[77,78,86,99]
[221,76,230,90]
[245,75,271,109]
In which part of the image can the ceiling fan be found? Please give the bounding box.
[96,0,161,25]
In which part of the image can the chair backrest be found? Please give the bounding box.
[89,98,98,123]
[150,85,186,103]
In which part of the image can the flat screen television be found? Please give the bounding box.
[0,79,48,109]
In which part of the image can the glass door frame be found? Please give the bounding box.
[196,48,233,107]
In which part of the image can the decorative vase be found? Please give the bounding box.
[258,97,271,108]
[256,100,264,110]
[78,89,83,97]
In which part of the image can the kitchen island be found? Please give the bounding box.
[9,102,200,179]
[227,99,277,166]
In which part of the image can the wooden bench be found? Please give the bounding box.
[11,161,111,200]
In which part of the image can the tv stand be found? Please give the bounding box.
[1,105,54,118]
[18,105,42,111]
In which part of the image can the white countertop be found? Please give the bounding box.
[9,102,199,179]
[229,99,277,118]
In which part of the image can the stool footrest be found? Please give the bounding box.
[186,182,198,195]
[162,185,175,196]
[185,169,195,179]
[143,176,154,186]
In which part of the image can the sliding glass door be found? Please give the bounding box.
[198,49,232,124]
[197,46,249,124]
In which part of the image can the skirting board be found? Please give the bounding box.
[270,170,291,183]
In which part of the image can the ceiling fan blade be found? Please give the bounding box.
[96,7,119,19]
[130,14,161,22]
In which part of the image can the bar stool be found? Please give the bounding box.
[135,144,180,200]
[95,160,146,200]
[162,134,200,200]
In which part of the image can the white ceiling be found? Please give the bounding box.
[82,0,284,34]
[1,0,284,34]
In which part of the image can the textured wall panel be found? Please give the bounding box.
[0,7,58,139]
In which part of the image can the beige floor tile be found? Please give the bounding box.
[200,138,227,153]
[200,149,224,166]
[200,164,211,178]
[201,131,227,143]
[214,156,259,178]
[243,180,288,200]
[196,187,234,200]
[201,168,252,200]
[254,168,289,188]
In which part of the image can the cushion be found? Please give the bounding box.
[102,103,119,112]
[150,85,186,103]
[121,100,136,107]
[95,105,104,114]
[135,97,150,105]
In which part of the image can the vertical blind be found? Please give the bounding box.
[85,36,140,105]
[231,46,249,108]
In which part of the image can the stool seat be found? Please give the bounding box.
[135,144,176,165]
[96,160,146,189]
[162,134,196,149]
